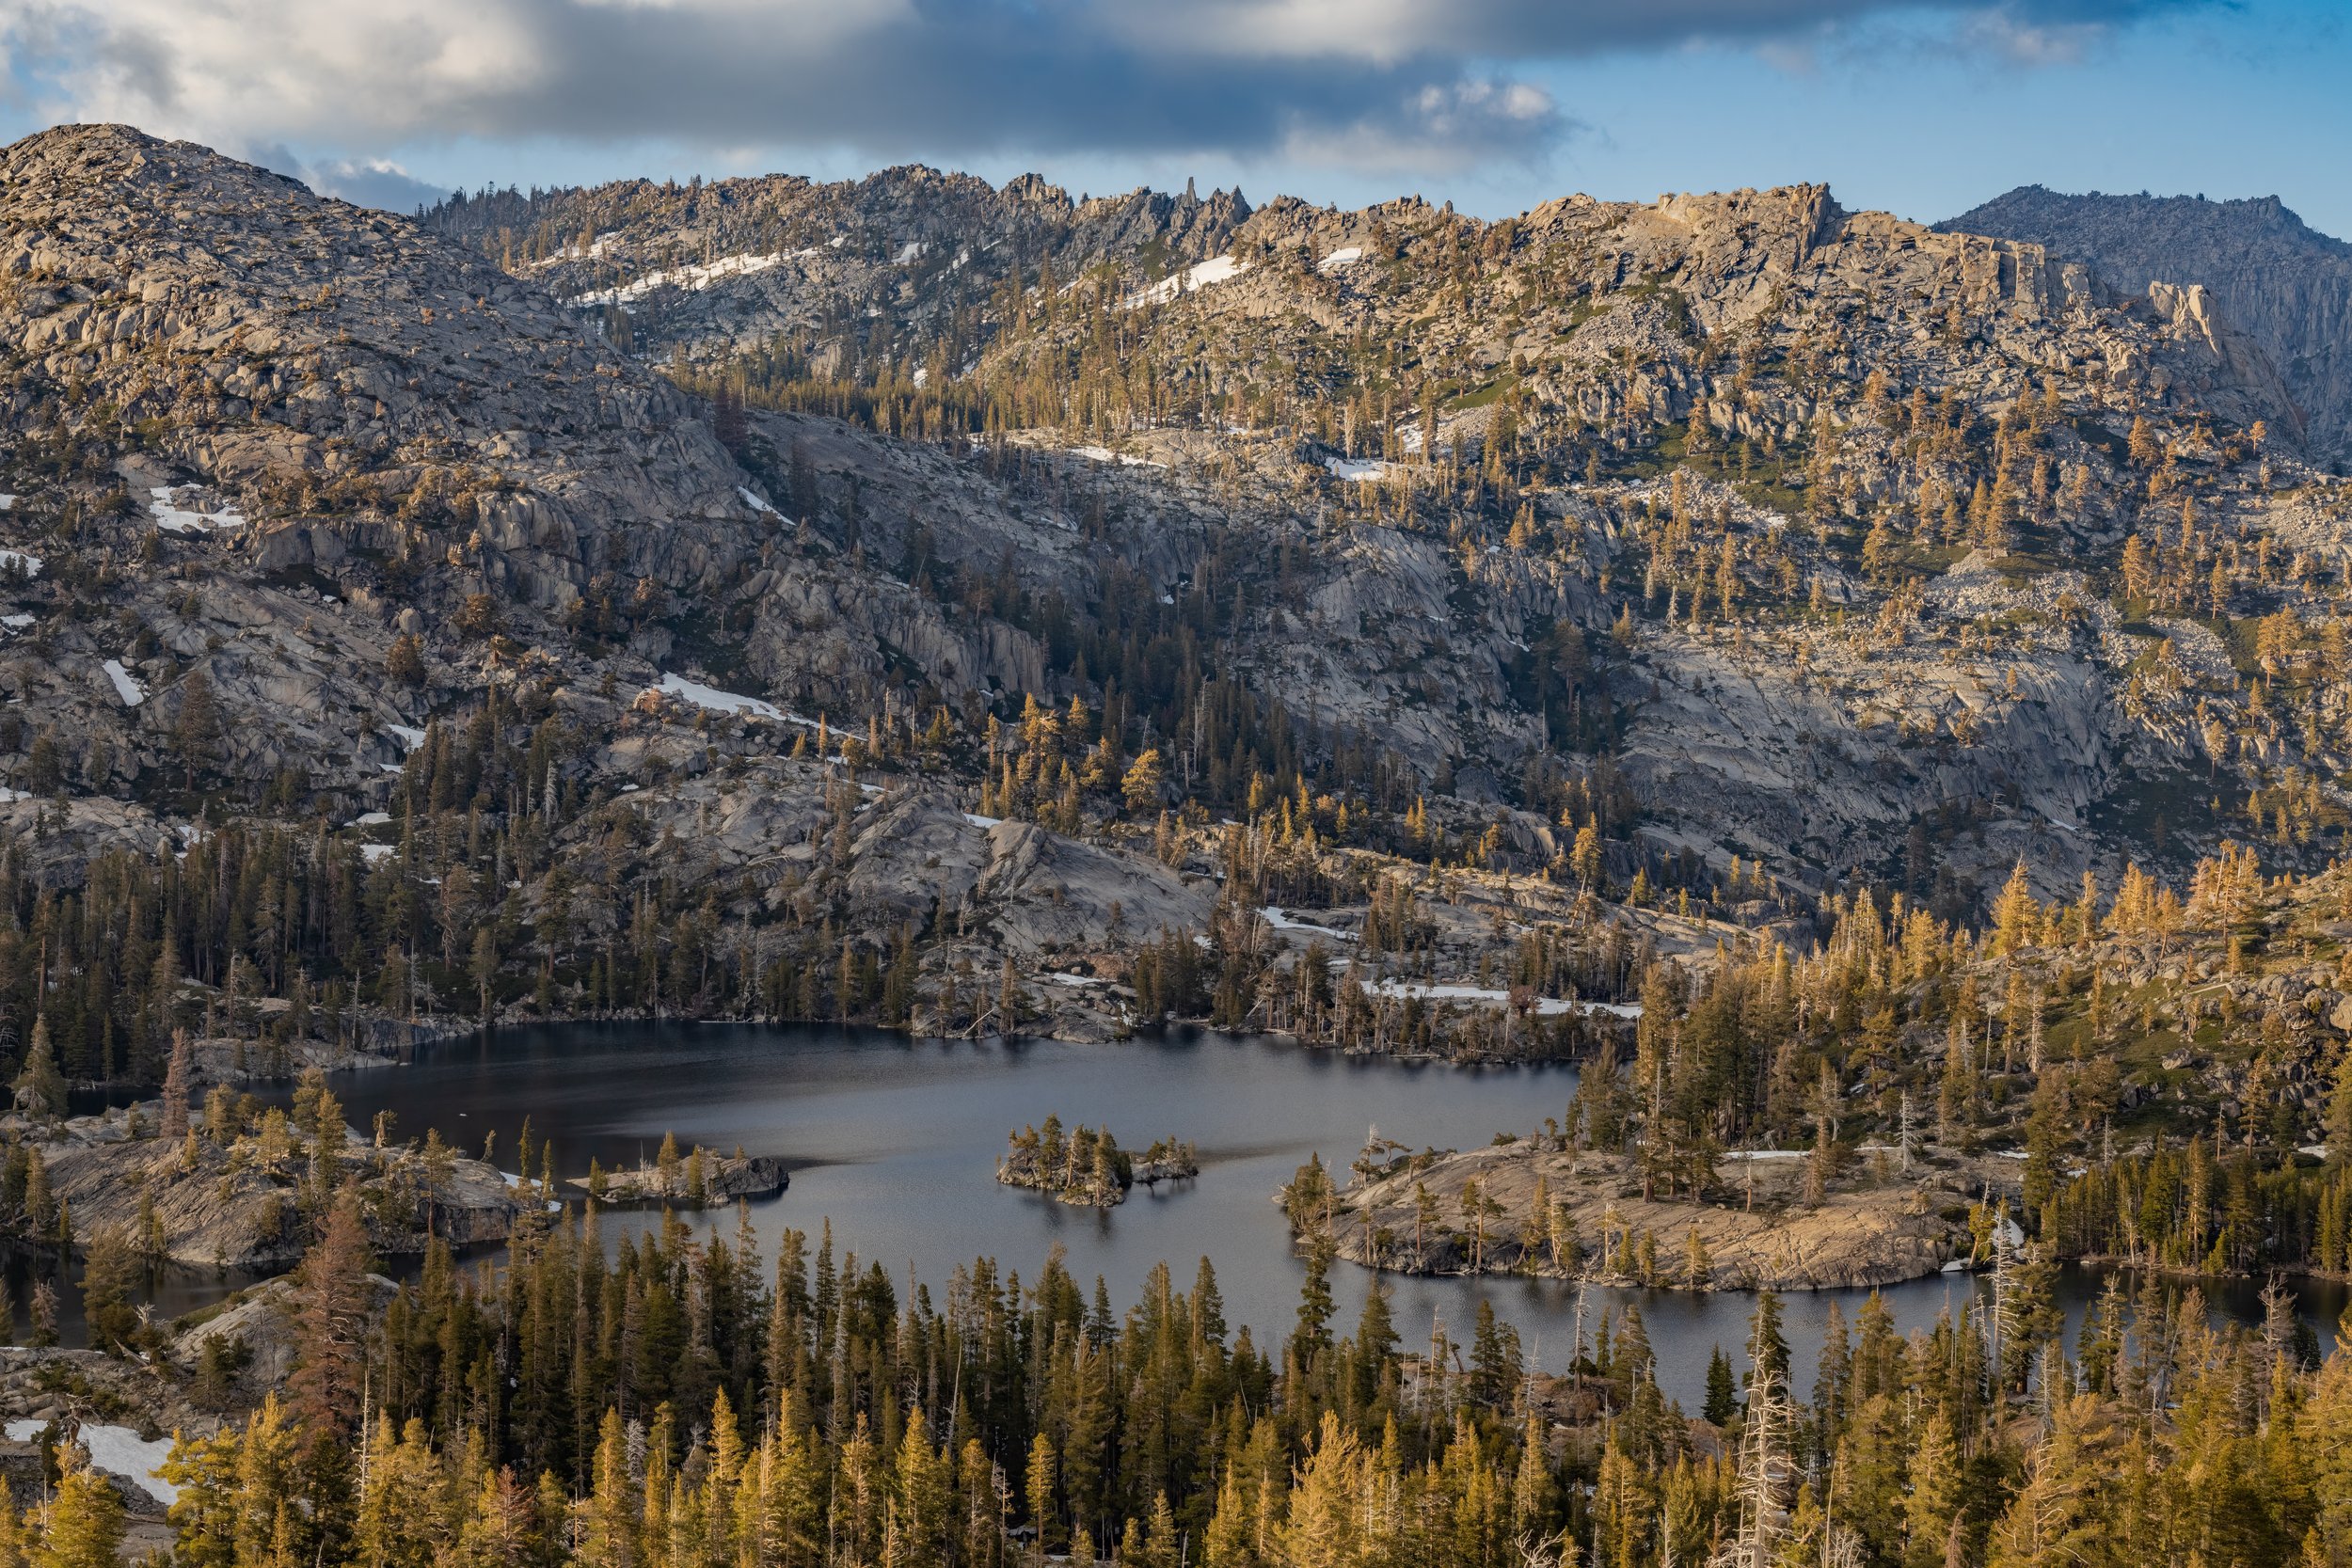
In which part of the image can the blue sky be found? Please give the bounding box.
[2,1,2343,236]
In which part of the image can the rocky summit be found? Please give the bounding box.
[1944,183,2352,467]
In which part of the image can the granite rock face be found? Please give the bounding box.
[1943,184,2352,466]
[33,1101,537,1268]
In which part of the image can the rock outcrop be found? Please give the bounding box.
[1942,184,2352,465]
[1315,1140,1977,1291]
[31,1102,542,1268]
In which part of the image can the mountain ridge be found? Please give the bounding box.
[0,120,2345,1069]
[1941,182,2352,467]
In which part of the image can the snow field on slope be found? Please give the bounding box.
[149,485,245,533]
[1124,254,1246,308]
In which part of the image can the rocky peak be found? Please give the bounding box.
[1943,183,2352,466]
[0,121,754,602]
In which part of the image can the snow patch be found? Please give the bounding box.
[895,241,924,264]
[0,495,12,510]
[102,659,145,706]
[1260,906,1357,942]
[963,813,1002,829]
[739,485,782,518]
[387,724,427,752]
[1357,977,1639,1019]
[349,811,392,827]
[148,484,245,533]
[1124,254,1247,308]
[360,843,395,863]
[4,1421,177,1503]
[1066,444,1168,469]
[1318,246,1363,271]
[0,548,43,578]
[656,672,782,721]
[570,250,804,308]
[1324,456,1391,482]
[0,613,32,630]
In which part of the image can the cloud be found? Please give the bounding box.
[310,159,456,214]
[247,144,454,213]
[1763,0,2204,72]
[0,0,2208,175]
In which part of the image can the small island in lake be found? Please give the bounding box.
[997,1115,1199,1207]
[575,1132,789,1207]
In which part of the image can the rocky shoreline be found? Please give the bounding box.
[29,1101,548,1270]
[1292,1138,2004,1293]
[19,1097,793,1273]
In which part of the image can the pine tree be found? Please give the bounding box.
[1025,1431,1058,1556]
[1120,750,1165,816]
[173,666,220,784]
[78,1225,140,1354]
[1901,1405,1965,1568]
[10,1016,64,1119]
[1746,1289,1789,1388]
[31,1452,126,1568]
[386,633,426,687]
[1292,1232,1336,1364]
[1992,859,2040,958]
[1703,1345,1738,1426]
[287,1185,374,1433]
[160,1027,193,1138]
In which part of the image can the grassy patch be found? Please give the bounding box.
[1443,373,1519,413]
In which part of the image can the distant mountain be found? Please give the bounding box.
[1942,185,2352,467]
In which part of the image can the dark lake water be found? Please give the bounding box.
[25,1022,2348,1405]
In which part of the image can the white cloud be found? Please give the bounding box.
[0,0,2206,179]
[247,143,453,212]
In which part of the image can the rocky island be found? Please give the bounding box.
[997,1115,1199,1206]
[577,1134,788,1206]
